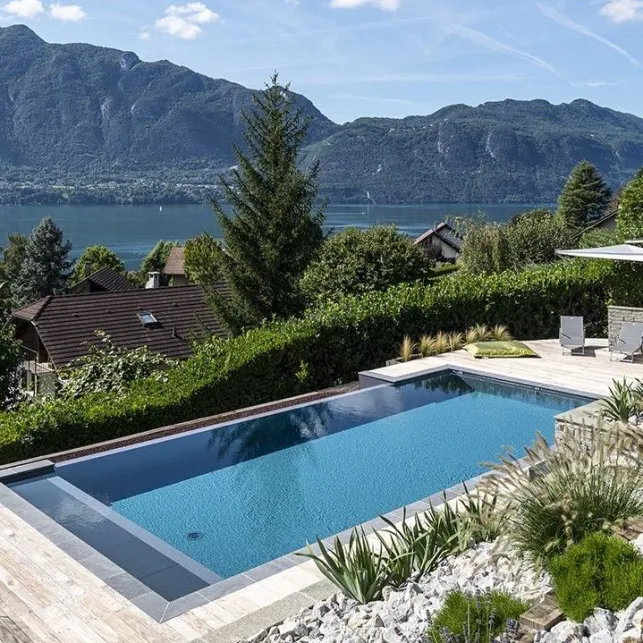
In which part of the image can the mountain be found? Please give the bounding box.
[1,24,643,204]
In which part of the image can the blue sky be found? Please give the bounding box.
[2,0,642,123]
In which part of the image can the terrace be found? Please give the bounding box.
[0,338,641,643]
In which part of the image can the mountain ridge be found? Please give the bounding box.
[1,24,643,204]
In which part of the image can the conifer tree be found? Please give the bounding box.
[208,74,325,333]
[14,217,72,306]
[557,161,611,228]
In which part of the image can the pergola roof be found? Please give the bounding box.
[556,244,643,262]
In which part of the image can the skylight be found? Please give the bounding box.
[138,311,158,327]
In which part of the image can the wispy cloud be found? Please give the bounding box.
[299,71,528,87]
[49,2,85,21]
[448,23,557,75]
[330,0,400,9]
[153,2,220,40]
[569,79,625,87]
[600,0,643,23]
[539,3,639,66]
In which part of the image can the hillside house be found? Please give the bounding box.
[414,222,461,262]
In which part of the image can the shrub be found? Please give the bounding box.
[617,169,643,239]
[60,331,173,398]
[399,336,416,362]
[420,335,437,357]
[0,259,618,463]
[429,590,527,643]
[300,225,433,304]
[549,533,643,621]
[600,379,636,423]
[0,326,22,410]
[483,423,643,566]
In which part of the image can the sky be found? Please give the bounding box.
[1,0,642,124]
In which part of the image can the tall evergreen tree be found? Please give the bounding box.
[208,74,325,333]
[14,217,72,306]
[557,161,611,228]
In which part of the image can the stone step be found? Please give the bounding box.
[519,600,565,632]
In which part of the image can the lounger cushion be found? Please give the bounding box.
[464,340,539,359]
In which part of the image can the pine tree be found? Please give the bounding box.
[557,161,611,228]
[14,217,72,306]
[208,74,325,333]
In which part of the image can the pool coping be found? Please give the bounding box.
[0,365,599,624]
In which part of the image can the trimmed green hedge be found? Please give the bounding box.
[0,259,614,464]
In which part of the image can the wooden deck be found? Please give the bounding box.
[0,339,641,643]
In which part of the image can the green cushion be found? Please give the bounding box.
[463,340,539,359]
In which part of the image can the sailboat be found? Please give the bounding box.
[159,205,163,213]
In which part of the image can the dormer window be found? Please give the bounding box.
[138,311,158,327]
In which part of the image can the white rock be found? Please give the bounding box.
[585,609,619,635]
[589,631,613,643]
[614,598,643,639]
[278,619,306,638]
[550,619,587,643]
[535,632,556,643]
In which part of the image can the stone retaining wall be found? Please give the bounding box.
[608,305,643,349]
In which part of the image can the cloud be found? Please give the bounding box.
[2,0,43,17]
[154,2,220,39]
[49,3,85,21]
[330,0,400,10]
[138,30,150,40]
[538,3,639,66]
[569,79,624,87]
[448,23,557,75]
[600,0,643,23]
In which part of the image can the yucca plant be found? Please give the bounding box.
[447,332,464,352]
[490,324,512,341]
[419,335,437,358]
[434,331,450,355]
[423,497,474,554]
[399,335,416,362]
[298,528,392,604]
[600,379,635,424]
[457,485,509,544]
[481,423,643,567]
[378,510,454,585]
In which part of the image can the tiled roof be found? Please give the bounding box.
[70,267,135,294]
[164,247,185,276]
[11,285,228,368]
[414,222,461,251]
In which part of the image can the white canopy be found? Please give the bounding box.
[556,244,643,262]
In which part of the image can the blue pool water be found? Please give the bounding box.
[43,372,591,579]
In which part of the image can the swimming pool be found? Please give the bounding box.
[8,371,591,609]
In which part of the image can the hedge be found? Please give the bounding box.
[0,259,615,464]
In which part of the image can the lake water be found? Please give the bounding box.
[0,203,546,269]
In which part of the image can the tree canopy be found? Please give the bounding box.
[301,225,433,304]
[134,240,180,286]
[184,233,221,287]
[617,170,643,239]
[557,161,611,228]
[206,73,325,333]
[0,325,22,410]
[70,245,126,285]
[14,217,71,307]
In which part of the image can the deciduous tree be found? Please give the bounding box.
[70,245,126,285]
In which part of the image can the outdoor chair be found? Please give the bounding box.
[559,316,585,355]
[610,322,643,363]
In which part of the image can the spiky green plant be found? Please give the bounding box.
[434,331,450,355]
[481,423,643,567]
[465,328,479,345]
[399,335,416,362]
[490,324,513,341]
[420,335,437,358]
[447,332,464,352]
[378,510,454,586]
[298,528,392,604]
[456,485,509,544]
[600,379,635,424]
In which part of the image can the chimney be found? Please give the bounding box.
[145,271,161,289]
[84,261,92,278]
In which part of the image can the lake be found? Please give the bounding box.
[0,203,547,269]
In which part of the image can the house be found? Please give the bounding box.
[582,210,617,234]
[70,267,135,294]
[414,222,462,262]
[10,283,229,373]
[164,247,189,286]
